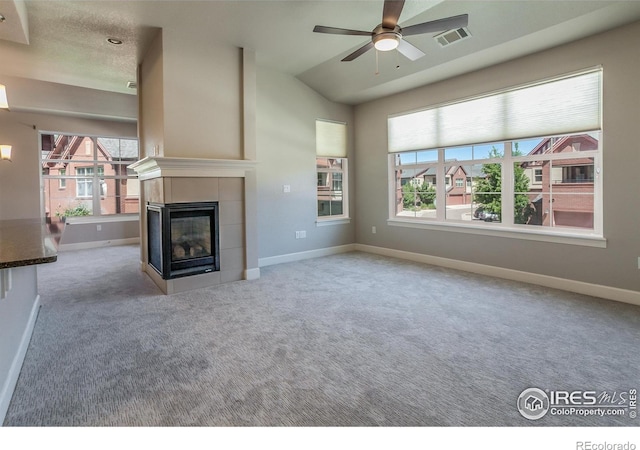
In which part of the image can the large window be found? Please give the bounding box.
[393,133,600,232]
[41,135,139,219]
[388,69,602,240]
[316,120,349,221]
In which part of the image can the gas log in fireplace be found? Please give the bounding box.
[147,202,220,279]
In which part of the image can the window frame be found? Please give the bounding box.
[41,134,139,218]
[387,68,604,248]
[534,168,543,183]
[316,157,350,224]
[388,133,604,248]
[316,119,350,226]
[75,166,95,198]
[58,168,66,189]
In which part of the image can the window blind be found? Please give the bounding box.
[316,119,347,157]
[388,69,602,152]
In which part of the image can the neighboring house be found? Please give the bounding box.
[521,134,598,228]
[42,135,139,220]
[444,165,471,206]
[396,164,472,213]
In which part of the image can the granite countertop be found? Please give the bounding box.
[0,219,59,269]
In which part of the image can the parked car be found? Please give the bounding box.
[473,207,500,222]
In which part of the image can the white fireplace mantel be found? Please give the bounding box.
[130,156,257,180]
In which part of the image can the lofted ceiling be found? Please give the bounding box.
[0,0,640,109]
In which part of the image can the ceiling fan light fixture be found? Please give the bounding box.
[373,33,400,51]
[314,0,469,63]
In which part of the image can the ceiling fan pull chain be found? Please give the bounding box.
[375,49,380,75]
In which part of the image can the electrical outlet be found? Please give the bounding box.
[97,224,102,231]
[300,230,306,239]
[283,185,291,193]
[372,226,376,234]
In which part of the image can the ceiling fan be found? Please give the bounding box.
[313,0,468,62]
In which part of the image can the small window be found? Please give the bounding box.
[59,169,66,189]
[534,168,543,183]
[316,119,349,221]
[317,157,348,218]
[76,166,94,198]
[561,165,594,183]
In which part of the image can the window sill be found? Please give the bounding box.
[387,218,606,248]
[66,214,139,225]
[316,217,351,227]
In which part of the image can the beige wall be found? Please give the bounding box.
[354,20,640,292]
[138,30,243,160]
[161,30,242,159]
[0,265,38,424]
[256,66,355,259]
[138,30,165,159]
[0,75,137,122]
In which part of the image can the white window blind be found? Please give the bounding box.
[316,119,347,157]
[388,69,602,152]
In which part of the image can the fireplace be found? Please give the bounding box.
[147,202,220,279]
[130,157,259,294]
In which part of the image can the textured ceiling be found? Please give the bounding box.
[0,0,639,107]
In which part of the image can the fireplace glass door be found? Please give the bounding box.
[147,202,220,279]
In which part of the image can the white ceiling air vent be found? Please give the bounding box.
[434,27,471,47]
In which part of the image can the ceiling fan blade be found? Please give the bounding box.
[382,0,405,29]
[313,25,372,36]
[341,42,375,61]
[397,39,425,61]
[402,14,469,36]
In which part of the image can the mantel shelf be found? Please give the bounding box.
[130,156,257,180]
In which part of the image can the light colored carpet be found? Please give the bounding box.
[4,245,640,426]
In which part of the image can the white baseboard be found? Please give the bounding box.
[259,244,356,267]
[0,295,40,426]
[355,244,640,307]
[58,237,140,252]
[244,268,261,280]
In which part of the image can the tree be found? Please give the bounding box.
[473,145,532,224]
[402,180,436,210]
[513,154,534,224]
[402,182,417,209]
[418,182,436,207]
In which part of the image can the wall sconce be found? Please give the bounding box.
[1,84,13,160]
[0,145,12,161]
[0,84,8,109]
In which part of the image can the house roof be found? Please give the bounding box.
[42,136,138,168]
[526,133,599,156]
[98,138,139,160]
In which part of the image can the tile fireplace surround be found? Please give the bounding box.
[130,157,258,294]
